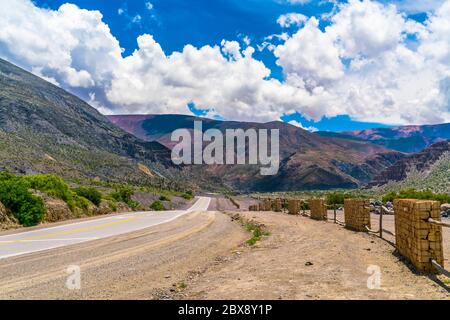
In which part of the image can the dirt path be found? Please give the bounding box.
[182,211,450,300]
[208,197,239,211]
[0,211,247,299]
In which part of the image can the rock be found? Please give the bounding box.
[115,202,133,213]
[305,261,314,266]
[0,201,19,229]
[441,203,450,211]
[44,198,72,223]
[94,201,114,216]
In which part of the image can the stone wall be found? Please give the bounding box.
[394,199,444,273]
[310,199,327,221]
[344,199,371,232]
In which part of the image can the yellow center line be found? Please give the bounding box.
[0,215,146,246]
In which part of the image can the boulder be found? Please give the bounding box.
[44,198,72,223]
[0,201,19,229]
[93,201,114,216]
[115,202,133,213]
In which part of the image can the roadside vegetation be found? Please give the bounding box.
[150,200,165,211]
[73,187,102,206]
[0,171,196,228]
[382,189,450,204]
[245,222,270,246]
[0,173,45,226]
[109,186,140,209]
[254,187,450,206]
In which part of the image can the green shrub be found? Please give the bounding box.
[299,200,309,210]
[159,195,171,201]
[181,192,194,200]
[150,200,165,211]
[110,186,140,209]
[23,174,72,202]
[0,178,45,226]
[107,200,118,212]
[74,187,102,206]
[382,191,397,203]
[382,189,450,204]
[72,193,90,210]
[127,200,140,210]
[245,223,270,246]
[326,191,355,206]
[110,186,134,204]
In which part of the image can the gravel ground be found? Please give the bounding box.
[182,211,450,300]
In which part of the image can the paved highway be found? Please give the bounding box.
[0,196,211,260]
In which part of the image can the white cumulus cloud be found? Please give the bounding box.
[0,0,450,126]
[277,13,308,28]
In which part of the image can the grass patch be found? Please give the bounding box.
[150,200,165,211]
[245,222,270,246]
[73,187,102,206]
[110,186,140,209]
[181,191,194,200]
[159,195,171,201]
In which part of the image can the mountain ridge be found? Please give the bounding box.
[328,123,450,153]
[109,114,405,191]
[0,58,175,185]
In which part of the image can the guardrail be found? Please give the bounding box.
[266,198,450,278]
[428,218,450,228]
[431,260,450,278]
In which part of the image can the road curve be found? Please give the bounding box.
[0,197,211,260]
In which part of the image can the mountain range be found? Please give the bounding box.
[2,57,449,192]
[369,140,450,193]
[319,124,450,153]
[0,58,174,185]
[108,115,404,191]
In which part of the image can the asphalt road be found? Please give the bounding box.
[0,197,211,260]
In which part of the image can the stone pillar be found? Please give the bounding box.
[344,199,371,232]
[394,199,444,273]
[310,199,327,221]
[273,199,282,212]
[264,199,272,211]
[288,200,300,215]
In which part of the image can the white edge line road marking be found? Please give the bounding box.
[0,197,211,260]
[0,197,208,240]
[0,238,99,243]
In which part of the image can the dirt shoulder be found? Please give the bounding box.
[182,211,450,300]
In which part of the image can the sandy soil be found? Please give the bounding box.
[181,211,450,300]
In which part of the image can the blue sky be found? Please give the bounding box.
[9,0,448,131]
